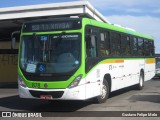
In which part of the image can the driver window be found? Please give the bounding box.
[90,35,97,57]
[86,35,97,58]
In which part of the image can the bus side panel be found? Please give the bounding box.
[85,65,102,99]
[122,59,144,88]
[85,58,155,98]
[106,62,123,92]
[145,58,155,81]
[85,61,124,98]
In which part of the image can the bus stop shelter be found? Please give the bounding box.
[0,1,109,41]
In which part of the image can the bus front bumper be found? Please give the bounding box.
[18,84,86,100]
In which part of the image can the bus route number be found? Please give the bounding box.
[32,83,40,88]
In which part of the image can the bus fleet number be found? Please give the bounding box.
[32,83,40,89]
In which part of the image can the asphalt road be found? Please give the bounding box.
[0,78,160,119]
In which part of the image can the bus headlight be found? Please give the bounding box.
[18,75,27,88]
[68,75,82,88]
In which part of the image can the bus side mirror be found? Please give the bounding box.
[11,37,16,49]
[11,31,20,49]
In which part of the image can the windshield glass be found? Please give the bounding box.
[20,33,81,74]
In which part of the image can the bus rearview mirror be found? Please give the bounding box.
[11,31,20,49]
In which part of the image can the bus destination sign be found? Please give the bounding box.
[23,20,82,32]
[32,22,72,31]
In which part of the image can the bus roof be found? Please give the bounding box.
[84,18,154,40]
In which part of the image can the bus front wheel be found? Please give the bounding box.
[95,80,109,103]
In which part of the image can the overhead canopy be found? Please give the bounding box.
[0,1,109,41]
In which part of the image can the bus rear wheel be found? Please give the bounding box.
[136,72,144,90]
[95,80,109,103]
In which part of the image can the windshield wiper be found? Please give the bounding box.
[32,33,37,62]
[32,33,42,62]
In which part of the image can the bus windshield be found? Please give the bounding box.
[20,33,81,74]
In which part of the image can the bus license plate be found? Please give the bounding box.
[40,95,52,100]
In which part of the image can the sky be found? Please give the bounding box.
[0,0,160,52]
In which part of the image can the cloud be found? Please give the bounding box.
[88,0,160,8]
[88,0,160,16]
[153,9,160,13]
[106,15,160,52]
[126,9,144,13]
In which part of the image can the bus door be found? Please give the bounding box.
[85,27,101,99]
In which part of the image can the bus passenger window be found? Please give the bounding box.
[99,31,110,57]
[86,35,97,58]
[144,39,150,56]
[121,35,131,56]
[133,37,138,56]
[100,33,106,57]
[111,32,121,56]
[149,41,154,56]
[138,38,144,56]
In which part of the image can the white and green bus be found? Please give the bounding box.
[18,17,155,103]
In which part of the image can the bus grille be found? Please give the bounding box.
[29,90,64,98]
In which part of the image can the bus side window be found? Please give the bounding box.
[138,38,144,56]
[132,37,138,56]
[149,41,154,57]
[91,35,97,57]
[99,31,110,57]
[111,32,121,56]
[121,35,131,56]
[86,35,97,58]
[144,39,149,56]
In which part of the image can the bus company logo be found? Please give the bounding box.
[44,83,48,88]
[2,112,11,117]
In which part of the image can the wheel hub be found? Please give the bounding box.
[140,76,143,87]
[101,84,107,99]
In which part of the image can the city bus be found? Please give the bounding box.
[18,17,155,103]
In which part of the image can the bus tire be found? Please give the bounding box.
[137,72,144,90]
[95,79,109,103]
